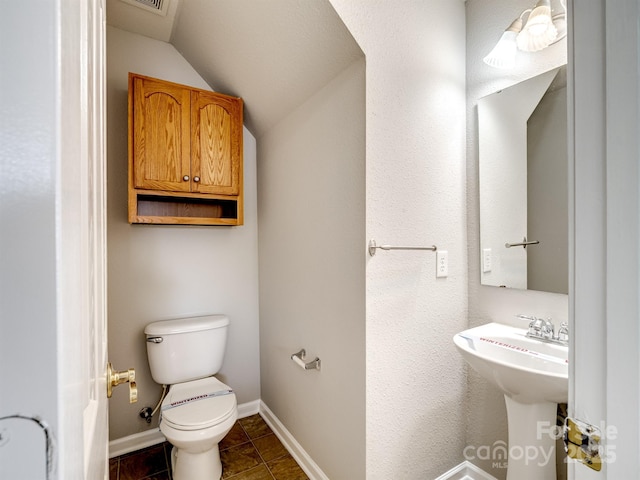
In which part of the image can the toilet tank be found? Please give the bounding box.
[144,314,229,385]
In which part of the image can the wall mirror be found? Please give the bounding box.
[478,65,567,294]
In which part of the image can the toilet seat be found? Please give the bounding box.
[161,377,236,431]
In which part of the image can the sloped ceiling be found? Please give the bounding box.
[106,0,363,138]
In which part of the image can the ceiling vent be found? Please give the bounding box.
[119,0,169,16]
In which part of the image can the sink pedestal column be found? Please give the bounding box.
[504,396,558,480]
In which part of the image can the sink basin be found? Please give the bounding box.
[454,322,568,404]
[454,322,569,480]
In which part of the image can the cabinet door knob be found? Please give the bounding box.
[183,175,189,181]
[193,176,200,182]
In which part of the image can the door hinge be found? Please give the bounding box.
[563,417,602,472]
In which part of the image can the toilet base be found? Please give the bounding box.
[159,392,237,480]
[171,444,222,480]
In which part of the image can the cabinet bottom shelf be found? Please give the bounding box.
[130,194,242,226]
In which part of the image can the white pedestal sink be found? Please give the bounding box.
[454,322,568,480]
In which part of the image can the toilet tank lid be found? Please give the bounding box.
[145,314,229,336]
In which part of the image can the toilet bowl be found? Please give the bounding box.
[145,314,236,480]
[160,377,237,480]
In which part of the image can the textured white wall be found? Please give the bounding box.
[466,0,568,478]
[106,27,261,441]
[330,1,468,478]
[258,58,366,479]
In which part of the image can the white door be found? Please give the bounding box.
[58,0,110,477]
[0,0,109,478]
[569,0,640,478]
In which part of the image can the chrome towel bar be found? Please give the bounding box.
[368,239,437,256]
[505,237,540,248]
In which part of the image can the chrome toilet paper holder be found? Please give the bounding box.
[291,349,321,371]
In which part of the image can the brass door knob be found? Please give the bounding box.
[129,382,138,403]
[107,362,138,403]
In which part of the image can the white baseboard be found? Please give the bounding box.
[111,400,481,480]
[435,461,498,480]
[238,398,261,418]
[109,428,165,459]
[259,401,329,480]
[111,402,492,480]
[109,399,262,458]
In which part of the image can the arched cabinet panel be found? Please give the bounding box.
[191,92,242,196]
[132,78,191,192]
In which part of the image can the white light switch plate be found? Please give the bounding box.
[436,250,448,278]
[482,248,492,273]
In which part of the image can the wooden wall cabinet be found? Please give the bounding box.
[128,73,244,225]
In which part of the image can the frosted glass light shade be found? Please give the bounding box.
[483,30,518,69]
[517,0,558,52]
[483,17,522,69]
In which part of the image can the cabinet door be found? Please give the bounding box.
[132,76,191,192]
[191,90,243,195]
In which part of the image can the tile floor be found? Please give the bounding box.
[109,414,309,480]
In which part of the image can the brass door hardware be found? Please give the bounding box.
[564,417,602,471]
[107,362,138,403]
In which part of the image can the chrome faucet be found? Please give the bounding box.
[556,321,569,344]
[516,314,569,346]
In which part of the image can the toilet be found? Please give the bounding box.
[144,314,238,480]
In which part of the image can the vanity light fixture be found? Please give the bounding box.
[483,16,524,69]
[517,0,557,52]
[483,0,567,69]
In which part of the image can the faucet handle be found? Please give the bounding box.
[526,316,545,336]
[541,318,555,339]
[556,322,569,343]
[516,314,537,328]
